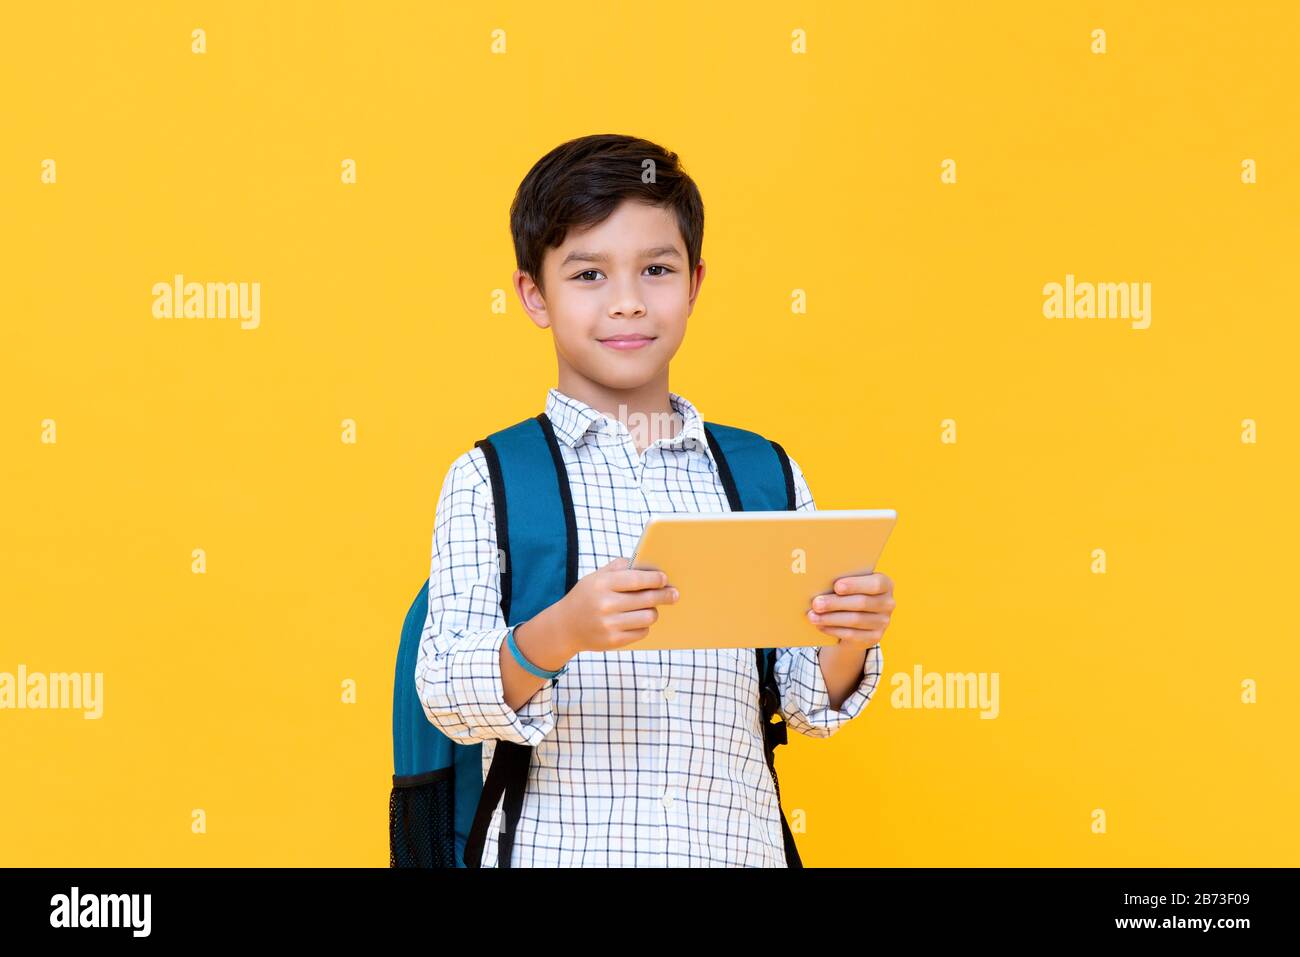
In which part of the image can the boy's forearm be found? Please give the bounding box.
[500,605,576,712]
[818,642,869,712]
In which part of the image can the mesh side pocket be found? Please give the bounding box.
[389,768,456,868]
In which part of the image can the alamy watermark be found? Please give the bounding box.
[890,663,999,719]
[591,404,697,452]
[49,887,150,937]
[152,274,260,329]
[0,665,103,719]
[1043,273,1151,330]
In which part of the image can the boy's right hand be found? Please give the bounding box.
[554,557,679,655]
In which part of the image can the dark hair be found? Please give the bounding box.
[510,133,704,296]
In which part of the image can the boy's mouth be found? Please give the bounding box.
[598,334,656,351]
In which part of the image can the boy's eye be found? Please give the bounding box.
[577,269,603,282]
[646,264,673,277]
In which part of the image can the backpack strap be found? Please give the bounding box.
[702,421,804,868]
[462,413,577,869]
[702,423,797,513]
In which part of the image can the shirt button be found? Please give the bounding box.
[662,792,675,809]
[662,680,678,701]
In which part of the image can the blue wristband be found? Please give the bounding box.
[506,623,569,680]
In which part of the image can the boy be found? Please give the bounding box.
[415,133,896,867]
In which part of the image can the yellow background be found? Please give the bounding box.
[2,1,1296,866]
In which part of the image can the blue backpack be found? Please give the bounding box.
[390,411,804,868]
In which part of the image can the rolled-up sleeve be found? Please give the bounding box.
[776,643,884,738]
[414,447,557,746]
[773,454,885,739]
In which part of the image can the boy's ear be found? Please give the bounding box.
[514,269,551,329]
[687,259,707,313]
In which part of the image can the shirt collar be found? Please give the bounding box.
[544,386,717,468]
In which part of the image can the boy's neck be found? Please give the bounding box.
[555,371,680,451]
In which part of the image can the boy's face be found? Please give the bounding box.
[515,198,705,395]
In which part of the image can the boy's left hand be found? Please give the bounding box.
[806,571,896,649]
